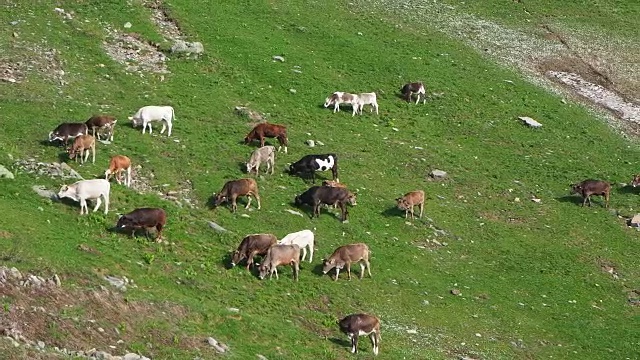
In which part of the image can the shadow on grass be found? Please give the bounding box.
[311,263,328,278]
[555,195,584,206]
[106,225,160,241]
[380,205,404,218]
[329,337,350,349]
[616,185,637,195]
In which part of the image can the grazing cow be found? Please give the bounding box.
[289,154,339,183]
[246,145,276,175]
[258,244,301,281]
[212,178,261,212]
[85,115,117,141]
[278,229,315,263]
[116,207,167,240]
[355,92,379,115]
[570,179,610,208]
[48,122,88,146]
[57,179,110,215]
[128,105,175,136]
[244,123,288,154]
[338,313,381,355]
[67,135,96,164]
[231,233,277,270]
[400,82,427,104]
[631,174,640,187]
[322,243,371,281]
[396,190,425,219]
[104,155,132,187]
[294,186,357,222]
[324,91,360,116]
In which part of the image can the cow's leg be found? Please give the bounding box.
[334,267,340,281]
[103,193,109,214]
[364,259,372,278]
[126,167,132,187]
[91,197,102,213]
[245,194,253,209]
[415,93,420,105]
[160,121,167,134]
[300,247,307,262]
[351,334,358,353]
[370,332,379,355]
[273,266,279,280]
[359,262,366,279]
[79,199,87,215]
[230,195,238,212]
[293,261,299,281]
[308,245,313,263]
[155,223,163,240]
[604,192,610,208]
[247,251,256,270]
[340,202,348,222]
[419,201,424,218]
[346,263,352,280]
[259,136,265,147]
[116,170,123,185]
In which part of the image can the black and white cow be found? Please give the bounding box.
[289,154,339,183]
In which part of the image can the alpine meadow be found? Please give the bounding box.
[0,1,639,359]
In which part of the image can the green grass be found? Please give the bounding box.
[1,0,639,359]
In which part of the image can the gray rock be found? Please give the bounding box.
[518,116,542,128]
[272,55,285,62]
[206,337,229,353]
[305,139,315,147]
[37,340,45,348]
[208,221,228,232]
[430,169,447,179]
[171,40,204,54]
[289,88,297,94]
[629,214,640,227]
[123,353,145,360]
[0,165,14,179]
[257,355,268,360]
[104,275,128,291]
[124,22,132,29]
[316,140,324,146]
[32,185,57,200]
[284,209,304,217]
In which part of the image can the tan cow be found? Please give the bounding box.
[258,244,301,281]
[67,135,96,164]
[396,190,425,219]
[322,243,371,281]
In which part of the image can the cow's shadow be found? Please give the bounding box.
[312,263,327,277]
[329,337,350,348]
[380,205,404,218]
[40,139,64,148]
[555,195,586,206]
[617,185,637,195]
[107,225,160,240]
[221,252,235,270]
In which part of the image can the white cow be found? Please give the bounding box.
[128,106,175,136]
[324,92,360,116]
[278,229,315,263]
[246,145,276,174]
[355,92,378,115]
[57,179,111,215]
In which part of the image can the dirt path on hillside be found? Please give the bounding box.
[353,0,640,137]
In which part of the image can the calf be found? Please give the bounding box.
[258,244,301,281]
[116,207,167,240]
[57,179,110,215]
[294,186,357,222]
[246,145,276,175]
[324,91,359,116]
[244,123,288,154]
[48,122,88,146]
[400,82,427,104]
[338,313,381,355]
[128,105,175,136]
[396,190,425,219]
[85,115,117,141]
[355,92,379,115]
[322,243,371,281]
[289,154,339,183]
[67,134,96,164]
[231,233,277,270]
[278,229,314,263]
[570,179,610,208]
[212,178,261,212]
[104,155,132,187]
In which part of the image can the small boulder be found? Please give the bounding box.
[518,116,542,128]
[171,40,204,55]
[0,165,14,179]
[272,55,285,62]
[305,139,315,147]
[208,221,228,232]
[123,22,132,29]
[429,169,447,180]
[206,337,229,353]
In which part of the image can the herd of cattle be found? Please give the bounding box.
[42,81,616,355]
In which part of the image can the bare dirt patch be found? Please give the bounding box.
[102,25,169,74]
[1,41,66,86]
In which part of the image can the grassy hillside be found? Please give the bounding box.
[1,0,639,359]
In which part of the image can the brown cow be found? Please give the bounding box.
[85,115,117,141]
[212,178,261,212]
[244,123,288,154]
[396,190,425,219]
[67,135,96,164]
[338,313,381,355]
[116,208,167,240]
[294,186,357,222]
[258,244,301,281]
[570,179,610,208]
[322,243,371,281]
[631,174,640,187]
[231,234,277,270]
[400,82,426,104]
[104,155,132,187]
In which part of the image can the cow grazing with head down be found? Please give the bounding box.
[212,178,261,212]
[322,243,371,281]
[244,123,288,154]
[104,155,132,187]
[67,135,96,164]
[116,207,167,240]
[48,122,88,146]
[324,92,360,116]
[338,313,381,355]
[278,229,314,263]
[85,115,117,141]
[258,244,301,281]
[396,190,425,219]
[401,82,427,104]
[631,174,640,188]
[128,105,175,136]
[289,154,338,183]
[355,92,379,115]
[246,145,276,175]
[570,179,610,208]
[231,233,277,270]
[294,185,356,222]
[57,179,110,215]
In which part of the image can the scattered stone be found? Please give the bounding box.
[234,106,267,123]
[0,165,15,179]
[292,69,302,74]
[531,197,542,203]
[289,88,297,94]
[257,355,268,360]
[406,329,417,334]
[10,20,20,26]
[285,209,304,217]
[206,337,229,353]
[103,24,169,74]
[227,307,240,313]
[171,40,204,55]
[208,221,228,232]
[429,169,447,179]
[16,159,83,180]
[240,214,250,218]
[272,55,285,62]
[518,116,543,128]
[629,214,640,228]
[305,139,315,147]
[32,185,58,200]
[316,140,324,146]
[392,127,399,131]
[123,22,132,29]
[450,288,461,296]
[103,275,134,292]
